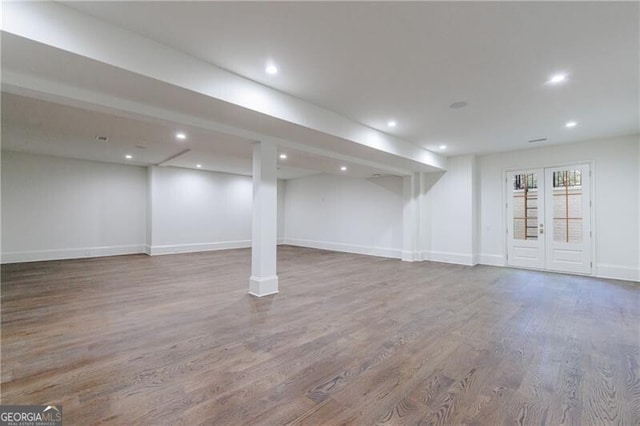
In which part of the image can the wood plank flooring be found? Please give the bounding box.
[1,246,639,425]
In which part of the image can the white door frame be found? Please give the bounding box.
[503,161,595,276]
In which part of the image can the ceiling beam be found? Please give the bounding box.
[1,70,418,177]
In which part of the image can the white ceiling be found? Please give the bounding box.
[1,93,398,179]
[63,1,639,154]
[1,1,638,178]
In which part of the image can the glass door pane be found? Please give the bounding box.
[551,170,583,243]
[512,172,539,240]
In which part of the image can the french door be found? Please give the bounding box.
[506,164,591,274]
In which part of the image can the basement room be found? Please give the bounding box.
[1,1,638,424]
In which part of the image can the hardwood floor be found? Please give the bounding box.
[1,246,639,425]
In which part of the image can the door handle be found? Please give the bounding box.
[539,223,544,235]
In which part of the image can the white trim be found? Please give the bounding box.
[479,253,506,266]
[1,244,147,264]
[401,250,421,262]
[596,264,640,282]
[477,256,638,283]
[282,238,401,259]
[149,240,251,255]
[422,250,476,266]
[503,160,594,174]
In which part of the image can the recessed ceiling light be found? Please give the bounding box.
[340,166,347,171]
[387,120,397,128]
[125,154,133,160]
[565,121,577,128]
[439,144,447,150]
[548,73,568,84]
[176,132,187,140]
[266,64,278,75]
[196,164,202,168]
[449,101,468,109]
[279,153,287,159]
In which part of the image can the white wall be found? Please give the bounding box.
[147,166,286,255]
[148,165,253,254]
[283,174,403,258]
[1,151,147,262]
[2,152,287,262]
[4,135,638,283]
[478,134,640,281]
[421,155,478,265]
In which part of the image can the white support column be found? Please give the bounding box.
[146,166,154,255]
[249,141,279,297]
[402,173,421,262]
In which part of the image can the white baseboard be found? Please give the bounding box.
[401,250,421,262]
[1,244,147,264]
[596,264,640,282]
[148,240,251,256]
[422,250,477,266]
[282,238,401,259]
[479,253,506,267]
[476,255,638,282]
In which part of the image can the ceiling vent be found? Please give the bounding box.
[528,137,547,143]
[95,135,109,142]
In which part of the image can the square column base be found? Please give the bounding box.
[249,275,279,297]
